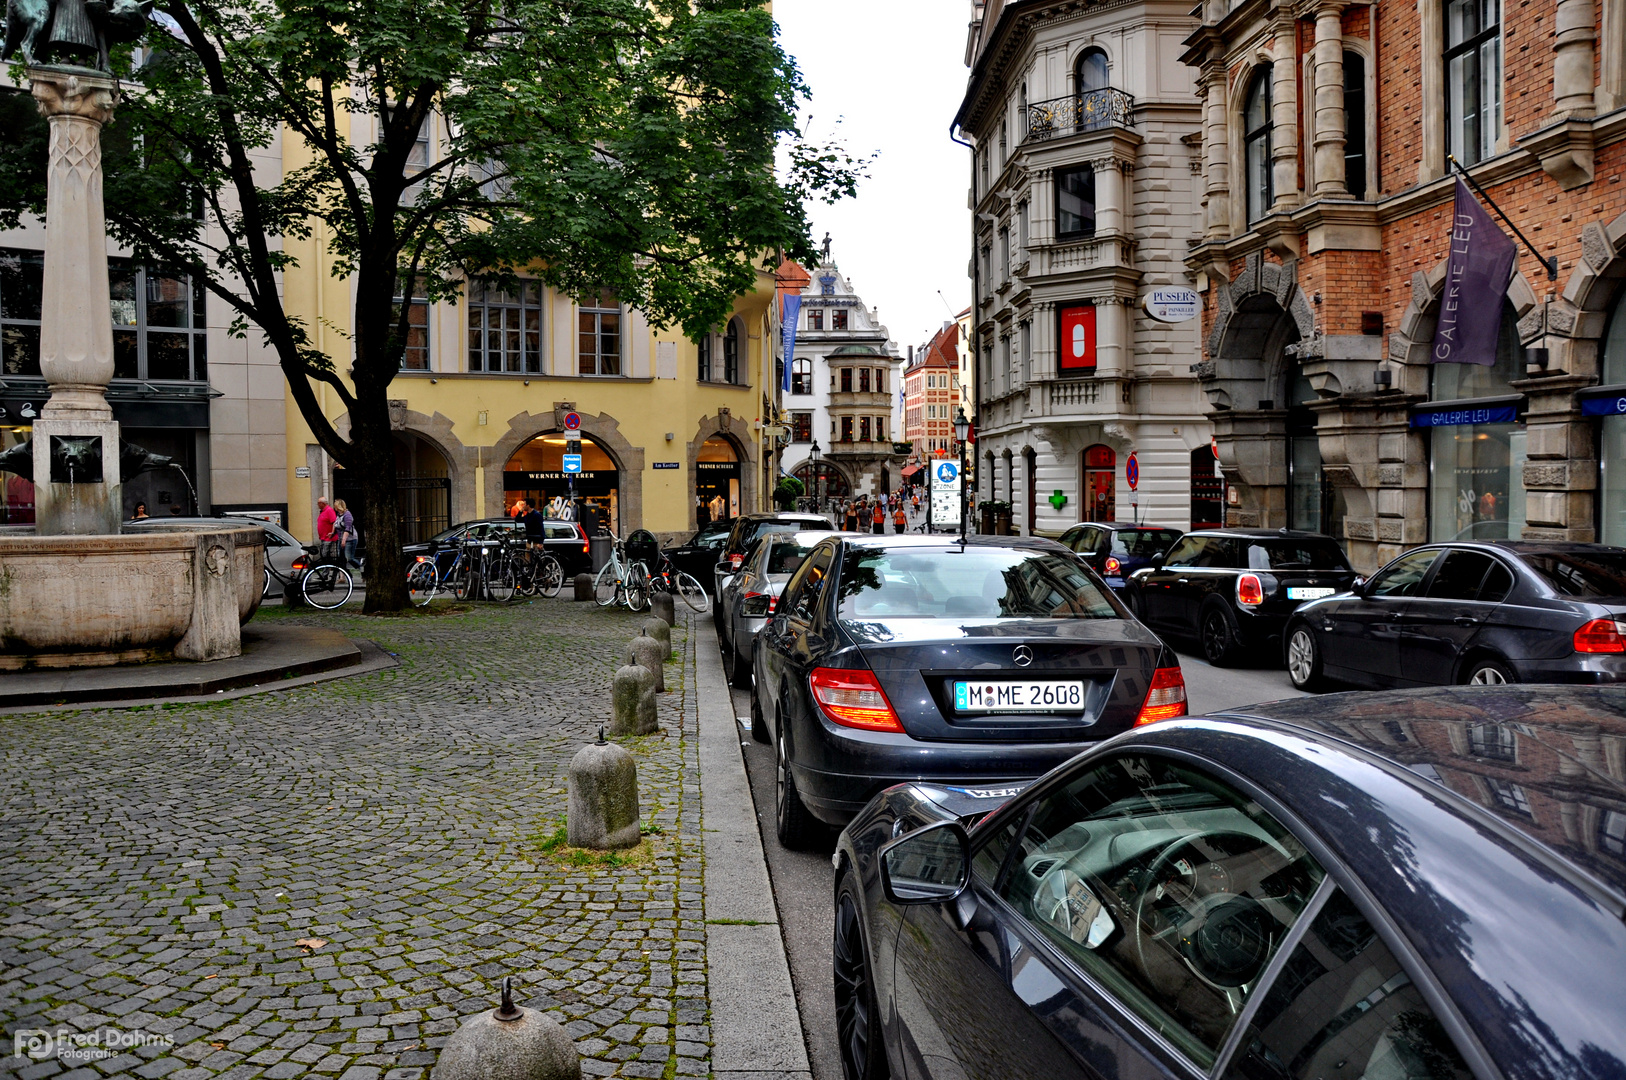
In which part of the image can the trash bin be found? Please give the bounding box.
[590,535,613,573]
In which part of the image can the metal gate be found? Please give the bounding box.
[332,473,452,547]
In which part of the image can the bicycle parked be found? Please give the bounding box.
[594,531,652,611]
[641,550,709,613]
[265,548,354,610]
[408,532,489,606]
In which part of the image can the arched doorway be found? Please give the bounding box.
[1082,444,1115,522]
[793,461,849,504]
[696,436,742,525]
[505,432,620,532]
[332,431,453,545]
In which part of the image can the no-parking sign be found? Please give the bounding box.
[564,411,581,431]
[1126,452,1139,491]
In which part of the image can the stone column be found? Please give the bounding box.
[1093,155,1126,237]
[1201,66,1231,239]
[1552,0,1598,118]
[29,68,123,535]
[1270,14,1301,213]
[1312,4,1350,198]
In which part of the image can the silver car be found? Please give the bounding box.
[125,515,306,597]
[720,529,842,687]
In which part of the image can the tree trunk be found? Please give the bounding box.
[349,403,407,612]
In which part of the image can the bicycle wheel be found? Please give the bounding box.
[675,572,708,613]
[626,562,652,612]
[537,555,564,599]
[262,565,273,600]
[594,562,619,606]
[487,555,518,603]
[302,564,354,610]
[407,560,439,607]
[451,560,477,601]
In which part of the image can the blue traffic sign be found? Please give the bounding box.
[562,454,583,474]
[563,411,581,430]
[935,461,959,485]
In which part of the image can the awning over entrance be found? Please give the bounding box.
[1409,395,1524,428]
[900,465,922,479]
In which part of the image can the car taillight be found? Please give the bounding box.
[1574,618,1626,653]
[578,525,589,553]
[1105,556,1121,575]
[729,553,744,571]
[741,592,777,617]
[809,668,904,733]
[1237,574,1266,606]
[1135,667,1187,725]
[291,556,310,572]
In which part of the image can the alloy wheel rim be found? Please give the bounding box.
[833,893,871,1079]
[1472,666,1507,685]
[1203,613,1227,659]
[775,738,789,827]
[1288,632,1313,683]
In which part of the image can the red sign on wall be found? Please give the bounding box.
[1059,304,1097,371]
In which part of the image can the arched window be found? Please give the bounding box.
[1597,289,1626,544]
[1244,67,1273,223]
[1344,51,1367,199]
[791,356,812,395]
[1083,445,1115,522]
[1076,49,1112,132]
[1076,49,1109,92]
[697,332,713,381]
[1428,302,1525,541]
[723,318,743,384]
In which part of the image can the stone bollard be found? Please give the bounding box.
[567,729,640,850]
[432,976,580,1080]
[650,590,675,628]
[610,664,657,736]
[627,630,666,693]
[641,617,672,661]
[573,573,594,602]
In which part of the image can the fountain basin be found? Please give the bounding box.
[0,524,264,669]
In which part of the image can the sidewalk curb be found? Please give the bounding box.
[695,615,813,1080]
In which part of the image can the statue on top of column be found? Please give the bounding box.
[3,0,150,72]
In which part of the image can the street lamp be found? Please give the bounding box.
[953,407,970,544]
[809,439,823,515]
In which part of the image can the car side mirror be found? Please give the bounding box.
[1150,551,1166,566]
[1352,577,1368,598]
[880,820,970,905]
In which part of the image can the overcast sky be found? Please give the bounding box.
[774,0,972,355]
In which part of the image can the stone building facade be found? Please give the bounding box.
[955,0,1216,536]
[1181,0,1626,571]
[779,258,904,502]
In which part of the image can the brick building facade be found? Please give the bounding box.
[1182,0,1626,571]
[904,322,960,459]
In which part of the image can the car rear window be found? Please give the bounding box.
[544,523,577,540]
[1111,529,1181,557]
[1521,551,1626,598]
[836,548,1119,620]
[1246,539,1350,571]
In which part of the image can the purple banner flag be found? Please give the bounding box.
[780,293,801,392]
[1431,179,1516,367]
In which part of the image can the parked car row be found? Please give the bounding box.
[400,517,591,580]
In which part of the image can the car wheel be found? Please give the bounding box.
[1464,657,1516,685]
[1285,625,1325,691]
[1201,606,1239,667]
[833,873,889,1080]
[750,687,770,744]
[726,636,752,689]
[776,728,816,850]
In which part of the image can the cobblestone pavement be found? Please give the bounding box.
[0,599,708,1080]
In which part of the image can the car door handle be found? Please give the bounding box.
[1454,616,1479,627]
[1177,578,1190,584]
[1387,611,1404,621]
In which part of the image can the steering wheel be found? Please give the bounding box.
[1130,832,1279,991]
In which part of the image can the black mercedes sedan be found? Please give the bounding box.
[750,534,1186,849]
[833,684,1626,1080]
[1125,528,1357,665]
[1283,541,1626,690]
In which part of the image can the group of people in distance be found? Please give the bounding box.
[835,490,917,535]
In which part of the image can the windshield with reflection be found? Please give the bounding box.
[836,547,1119,620]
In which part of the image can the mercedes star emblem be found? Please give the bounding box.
[1013,645,1033,667]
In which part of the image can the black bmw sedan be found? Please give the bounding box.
[750,534,1186,849]
[1283,541,1626,690]
[832,684,1626,1080]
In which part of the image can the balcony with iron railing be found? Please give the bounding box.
[1020,89,1135,143]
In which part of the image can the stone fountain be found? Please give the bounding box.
[0,18,262,669]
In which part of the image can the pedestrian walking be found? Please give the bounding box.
[844,500,859,532]
[871,501,885,534]
[316,495,336,558]
[892,506,907,533]
[333,499,357,569]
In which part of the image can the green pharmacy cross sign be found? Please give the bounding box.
[1049,490,1068,511]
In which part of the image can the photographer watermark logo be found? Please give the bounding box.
[14,1026,174,1064]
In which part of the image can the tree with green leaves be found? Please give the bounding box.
[0,0,861,610]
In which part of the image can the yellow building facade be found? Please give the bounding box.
[279,236,780,547]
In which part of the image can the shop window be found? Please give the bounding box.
[1056,165,1096,239]
[791,356,812,395]
[1083,444,1114,522]
[832,309,848,330]
[723,317,742,384]
[1289,372,1344,535]
[393,277,429,370]
[1446,0,1502,167]
[1600,289,1626,545]
[1428,303,1524,541]
[790,412,812,442]
[468,280,542,373]
[1190,444,1225,529]
[109,259,209,382]
[1244,67,1273,222]
[1344,51,1367,199]
[808,308,823,330]
[0,248,42,377]
[577,289,621,376]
